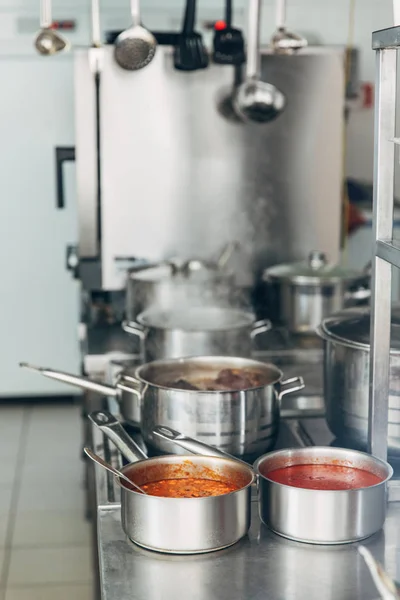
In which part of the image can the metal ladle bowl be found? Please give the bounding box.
[234,78,286,124]
[34,28,69,56]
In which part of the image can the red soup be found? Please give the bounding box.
[265,464,383,491]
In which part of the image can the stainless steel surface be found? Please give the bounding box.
[358,545,400,599]
[270,0,307,54]
[74,45,344,290]
[114,0,156,71]
[119,454,253,554]
[372,26,400,50]
[34,0,69,56]
[88,0,103,75]
[135,355,304,456]
[20,362,143,427]
[254,447,393,544]
[234,0,285,123]
[376,240,400,269]
[84,447,147,494]
[123,309,270,360]
[369,38,397,462]
[92,412,400,600]
[91,413,254,554]
[263,253,370,334]
[88,411,146,462]
[316,310,400,455]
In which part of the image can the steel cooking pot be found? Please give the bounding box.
[316,306,400,455]
[88,411,254,554]
[122,307,271,361]
[134,355,304,457]
[154,427,392,545]
[20,356,304,457]
[126,243,243,321]
[262,251,370,334]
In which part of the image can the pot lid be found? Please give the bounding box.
[318,306,400,352]
[129,260,223,283]
[263,251,367,284]
[138,307,256,331]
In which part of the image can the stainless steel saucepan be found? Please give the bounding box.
[155,427,393,545]
[88,411,255,554]
[20,356,304,457]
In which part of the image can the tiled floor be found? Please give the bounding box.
[0,403,94,600]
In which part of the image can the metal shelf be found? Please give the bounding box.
[376,240,400,268]
[369,25,400,463]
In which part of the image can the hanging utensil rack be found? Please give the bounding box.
[369,25,400,468]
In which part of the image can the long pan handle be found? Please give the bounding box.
[19,363,118,397]
[152,425,250,467]
[89,411,147,462]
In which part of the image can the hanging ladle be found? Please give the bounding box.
[234,0,285,123]
[84,447,148,495]
[270,0,307,54]
[34,0,69,56]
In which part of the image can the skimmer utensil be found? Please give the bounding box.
[84,447,148,495]
[234,0,285,123]
[114,0,157,71]
[34,0,69,56]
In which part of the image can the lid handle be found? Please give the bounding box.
[308,251,327,270]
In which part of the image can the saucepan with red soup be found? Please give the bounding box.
[254,447,392,545]
[154,427,393,545]
[88,411,255,554]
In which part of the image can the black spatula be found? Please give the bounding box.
[173,0,209,71]
[212,0,245,66]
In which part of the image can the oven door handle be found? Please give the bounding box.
[55,146,76,209]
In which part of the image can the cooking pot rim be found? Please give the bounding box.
[119,454,256,498]
[316,323,400,353]
[133,356,284,392]
[253,446,393,491]
[136,307,256,332]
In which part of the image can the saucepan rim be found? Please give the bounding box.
[118,453,256,500]
[253,446,393,493]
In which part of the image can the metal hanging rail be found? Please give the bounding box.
[369,26,399,462]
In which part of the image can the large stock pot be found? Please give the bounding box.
[317,306,400,454]
[20,356,304,458]
[122,307,271,361]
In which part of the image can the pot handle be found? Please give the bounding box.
[152,425,250,467]
[344,287,371,302]
[115,374,143,401]
[122,321,148,340]
[278,376,305,400]
[19,363,118,397]
[250,319,272,339]
[89,410,147,462]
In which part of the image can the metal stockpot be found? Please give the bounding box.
[134,356,304,457]
[122,307,271,361]
[262,251,370,334]
[254,447,392,545]
[125,243,242,321]
[89,411,254,554]
[20,356,304,457]
[316,306,400,454]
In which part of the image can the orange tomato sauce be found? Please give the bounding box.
[141,477,239,498]
[266,464,383,490]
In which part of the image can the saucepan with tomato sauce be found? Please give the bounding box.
[154,427,393,545]
[89,411,255,554]
[254,447,393,545]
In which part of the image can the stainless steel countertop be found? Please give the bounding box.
[91,415,400,600]
[97,496,400,600]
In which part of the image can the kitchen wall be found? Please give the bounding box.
[0,0,394,187]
